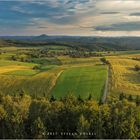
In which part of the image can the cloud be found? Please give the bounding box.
[95,21,140,31]
[0,0,140,36]
[11,5,33,15]
[37,26,48,29]
[100,12,120,15]
[96,0,140,12]
[130,12,140,16]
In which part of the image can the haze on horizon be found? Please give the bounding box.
[1,0,140,36]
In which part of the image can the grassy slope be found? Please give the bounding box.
[0,48,62,97]
[0,67,64,97]
[0,47,102,99]
[52,65,107,100]
[1,46,140,100]
[4,69,39,76]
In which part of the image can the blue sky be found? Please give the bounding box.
[1,0,140,36]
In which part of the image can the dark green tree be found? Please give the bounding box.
[31,117,46,139]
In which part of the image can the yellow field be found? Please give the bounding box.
[58,56,101,65]
[107,55,140,96]
[0,66,65,97]
[0,65,30,74]
[0,52,102,97]
[0,48,139,99]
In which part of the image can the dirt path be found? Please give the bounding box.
[101,65,111,103]
[48,70,64,95]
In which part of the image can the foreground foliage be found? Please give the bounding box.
[0,94,140,139]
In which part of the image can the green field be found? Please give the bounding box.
[0,45,107,101]
[116,50,140,55]
[4,69,39,76]
[1,45,140,101]
[52,65,107,100]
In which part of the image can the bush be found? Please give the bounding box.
[135,65,140,71]
[33,65,41,70]
[100,57,109,64]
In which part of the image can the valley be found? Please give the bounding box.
[0,42,139,101]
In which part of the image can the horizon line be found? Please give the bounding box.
[1,34,140,37]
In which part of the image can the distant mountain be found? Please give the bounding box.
[39,34,48,37]
[35,34,49,40]
[1,35,140,51]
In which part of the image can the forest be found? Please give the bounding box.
[1,93,140,139]
[2,36,140,51]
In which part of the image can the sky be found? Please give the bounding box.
[1,0,140,36]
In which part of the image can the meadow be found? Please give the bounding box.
[0,46,107,101]
[0,45,140,101]
[52,65,107,100]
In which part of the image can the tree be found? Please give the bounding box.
[77,114,90,138]
[128,95,133,101]
[135,65,140,71]
[87,94,92,100]
[136,95,140,105]
[11,55,17,61]
[100,57,109,64]
[0,105,7,138]
[33,65,41,70]
[31,117,46,139]
[78,95,84,103]
[50,95,56,102]
[109,99,137,139]
[119,93,125,100]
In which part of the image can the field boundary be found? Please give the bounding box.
[101,65,110,103]
[48,70,64,96]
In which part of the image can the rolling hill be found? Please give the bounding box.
[1,36,140,51]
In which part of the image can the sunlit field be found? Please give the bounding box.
[52,65,107,100]
[107,54,140,96]
[0,46,108,101]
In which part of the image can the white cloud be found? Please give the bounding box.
[11,6,29,14]
[1,0,140,36]
[96,0,140,12]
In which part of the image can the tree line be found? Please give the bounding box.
[10,49,107,64]
[0,93,140,139]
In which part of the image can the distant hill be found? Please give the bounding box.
[1,35,140,51]
[0,39,16,47]
[34,34,49,40]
